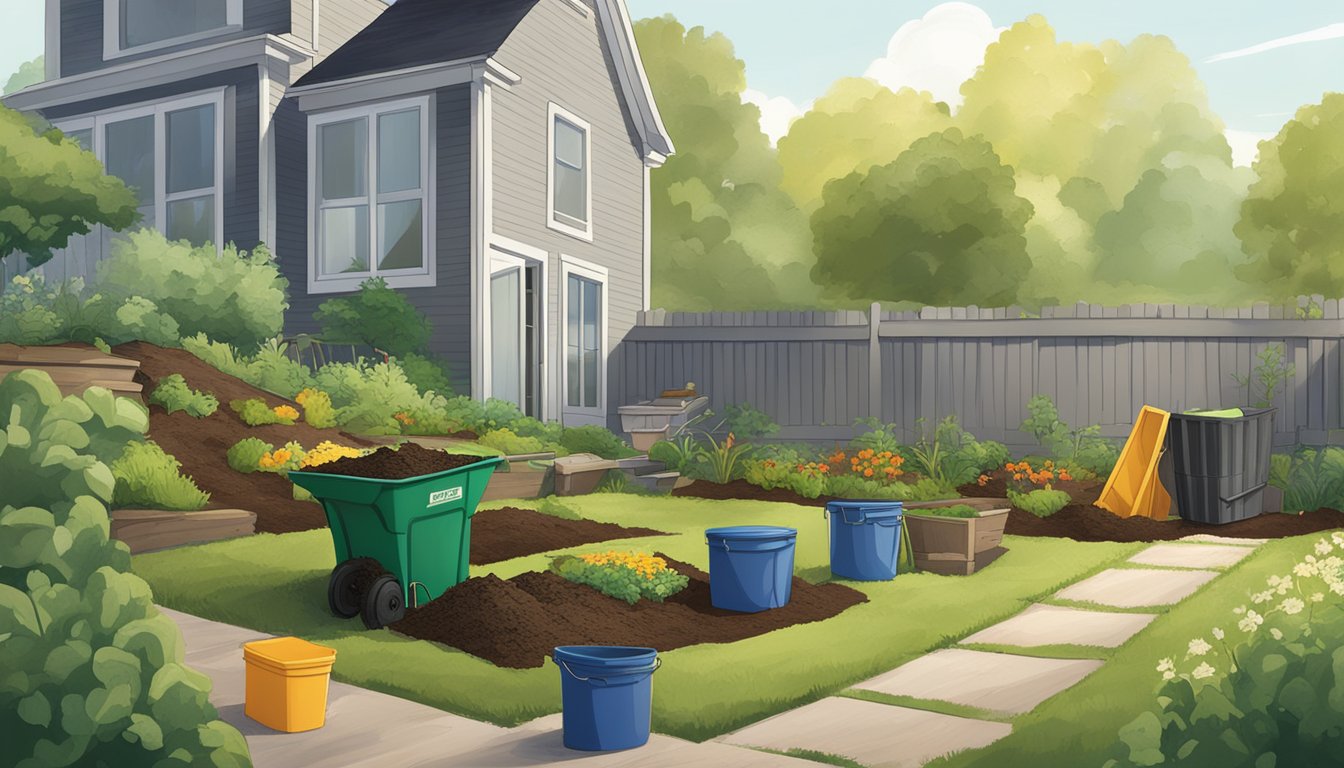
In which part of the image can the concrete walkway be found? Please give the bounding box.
[719,537,1263,767]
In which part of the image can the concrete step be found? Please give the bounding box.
[617,457,669,476]
[629,470,683,492]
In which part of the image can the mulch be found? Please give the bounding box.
[391,555,867,668]
[469,507,667,565]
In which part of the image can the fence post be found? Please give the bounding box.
[869,302,882,421]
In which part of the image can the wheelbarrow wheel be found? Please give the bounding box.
[361,575,405,630]
[327,560,365,619]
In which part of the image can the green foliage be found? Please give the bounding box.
[811,128,1035,307]
[1231,343,1293,408]
[110,440,209,511]
[478,428,548,457]
[1008,488,1071,517]
[722,403,779,441]
[0,105,138,266]
[96,230,288,351]
[439,397,525,435]
[551,553,690,605]
[558,425,638,460]
[1020,395,1120,476]
[311,360,444,435]
[247,339,314,398]
[649,434,702,474]
[295,388,336,429]
[0,274,180,347]
[594,470,663,496]
[906,504,980,519]
[147,374,218,418]
[226,438,272,474]
[850,417,904,455]
[908,416,1004,490]
[315,277,430,357]
[742,457,826,499]
[229,398,292,427]
[1269,448,1344,513]
[821,474,951,502]
[398,351,454,396]
[3,55,44,95]
[0,369,250,767]
[693,432,753,484]
[536,497,581,520]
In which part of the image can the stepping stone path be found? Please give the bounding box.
[720,538,1263,767]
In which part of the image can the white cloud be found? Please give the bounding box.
[863,2,1003,108]
[742,88,809,145]
[1206,22,1344,63]
[1225,129,1274,167]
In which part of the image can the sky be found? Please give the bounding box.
[4,1,1341,165]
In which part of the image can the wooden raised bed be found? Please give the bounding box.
[0,344,142,396]
[481,453,555,502]
[111,508,256,554]
[903,497,1010,576]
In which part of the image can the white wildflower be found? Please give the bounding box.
[1280,597,1305,615]
[1191,662,1216,680]
[1294,561,1318,578]
[1162,670,1176,681]
[1233,605,1246,615]
[1212,627,1225,640]
[1239,610,1264,633]
[1268,574,1291,590]
[1252,590,1274,604]
[1331,581,1344,596]
[1332,532,1344,546]
[1156,657,1175,673]
[1316,539,1334,556]
[1187,638,1212,657]
[1310,593,1325,603]
[1271,628,1284,640]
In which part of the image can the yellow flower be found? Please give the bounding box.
[273,405,299,421]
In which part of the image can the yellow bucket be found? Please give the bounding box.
[243,637,337,732]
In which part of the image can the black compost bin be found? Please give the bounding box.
[1166,407,1275,525]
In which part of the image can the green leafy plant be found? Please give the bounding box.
[1269,447,1344,513]
[229,397,295,426]
[147,373,218,418]
[559,425,638,460]
[1232,342,1294,408]
[1007,488,1071,517]
[694,432,753,484]
[397,351,454,396]
[722,403,779,440]
[478,428,549,456]
[226,437,272,474]
[295,388,337,429]
[247,338,314,398]
[742,457,826,499]
[594,470,663,496]
[551,551,689,605]
[110,440,210,511]
[821,473,952,502]
[1020,395,1120,476]
[906,504,980,519]
[850,417,904,455]
[315,277,430,357]
[0,369,251,767]
[0,274,180,347]
[906,416,988,491]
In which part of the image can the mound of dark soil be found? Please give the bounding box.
[392,556,867,668]
[469,507,666,565]
[302,442,486,479]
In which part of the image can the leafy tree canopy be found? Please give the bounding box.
[2,55,43,95]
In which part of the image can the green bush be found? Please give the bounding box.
[1021,395,1120,477]
[110,440,210,511]
[295,388,337,429]
[648,435,702,473]
[0,369,251,767]
[96,229,288,351]
[0,274,181,347]
[559,425,638,460]
[147,374,218,418]
[180,333,253,381]
[440,397,526,435]
[314,277,429,357]
[742,457,826,499]
[722,403,779,440]
[1008,488,1071,517]
[229,398,293,426]
[396,351,453,397]
[247,339,314,398]
[820,473,952,502]
[850,417,904,455]
[1270,447,1344,513]
[551,552,689,605]
[1104,533,1344,768]
[226,437,272,474]
[478,428,548,456]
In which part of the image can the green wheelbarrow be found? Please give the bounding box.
[290,455,503,630]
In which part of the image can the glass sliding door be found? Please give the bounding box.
[490,266,524,407]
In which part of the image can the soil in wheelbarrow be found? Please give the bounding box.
[961,473,1344,543]
[301,442,487,480]
[469,507,667,565]
[392,555,867,669]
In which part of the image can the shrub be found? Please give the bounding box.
[247,338,314,398]
[537,497,581,520]
[229,397,294,426]
[478,428,548,456]
[559,425,638,460]
[257,442,305,472]
[551,551,689,605]
[0,274,181,347]
[850,417,904,454]
[1007,488,1071,517]
[822,474,951,502]
[398,351,454,396]
[147,373,218,418]
[1269,447,1344,513]
[0,369,251,767]
[722,403,779,440]
[691,432,752,483]
[649,434,702,473]
[1104,533,1344,768]
[295,388,337,429]
[743,458,826,498]
[1021,395,1120,476]
[180,332,253,381]
[110,440,210,511]
[314,360,443,435]
[226,437,272,474]
[439,397,526,435]
[96,229,288,350]
[314,277,430,357]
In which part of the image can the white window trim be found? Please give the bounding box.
[55,89,226,254]
[104,0,244,61]
[546,102,594,243]
[306,94,436,295]
[559,254,608,418]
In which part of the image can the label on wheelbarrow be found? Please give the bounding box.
[428,487,464,507]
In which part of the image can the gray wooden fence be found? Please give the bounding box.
[610,298,1344,451]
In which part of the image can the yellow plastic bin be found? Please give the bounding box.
[243,637,337,732]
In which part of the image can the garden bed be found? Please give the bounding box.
[469,507,667,565]
[672,478,849,506]
[391,555,866,669]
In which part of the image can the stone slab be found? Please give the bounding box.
[852,649,1101,716]
[961,603,1157,648]
[723,697,1011,768]
[1179,534,1269,546]
[1054,567,1219,608]
[1129,543,1255,569]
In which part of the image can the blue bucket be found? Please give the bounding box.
[704,526,797,612]
[554,645,660,751]
[825,500,903,581]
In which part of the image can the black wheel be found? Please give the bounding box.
[361,575,405,630]
[327,560,365,619]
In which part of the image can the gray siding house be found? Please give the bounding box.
[5,0,673,427]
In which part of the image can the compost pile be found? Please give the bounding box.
[391,556,866,668]
[302,443,485,479]
[469,507,666,565]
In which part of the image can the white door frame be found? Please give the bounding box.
[483,235,549,419]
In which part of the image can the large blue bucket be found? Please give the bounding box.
[824,500,903,581]
[554,645,660,751]
[705,526,797,612]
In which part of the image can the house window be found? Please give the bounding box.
[106,0,242,57]
[561,256,607,412]
[547,103,592,241]
[309,97,434,293]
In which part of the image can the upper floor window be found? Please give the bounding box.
[547,103,592,241]
[308,97,435,294]
[106,0,242,58]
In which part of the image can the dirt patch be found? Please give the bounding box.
[470,507,666,565]
[392,555,866,668]
[672,478,839,507]
[303,443,486,479]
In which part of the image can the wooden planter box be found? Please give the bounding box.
[0,343,142,396]
[481,453,555,502]
[110,508,256,554]
[903,497,1010,576]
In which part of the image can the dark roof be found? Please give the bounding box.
[295,0,542,88]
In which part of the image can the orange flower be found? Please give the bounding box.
[863,468,874,477]
[725,432,736,450]
[977,474,990,486]
[1013,473,1023,481]
[1059,471,1073,482]
[819,464,830,473]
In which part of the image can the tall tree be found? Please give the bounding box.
[810,128,1034,306]
[2,55,43,95]
[1235,93,1344,297]
[0,106,138,267]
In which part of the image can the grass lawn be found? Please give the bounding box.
[925,533,1324,768]
[134,494,1142,741]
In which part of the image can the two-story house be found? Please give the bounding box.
[5,0,673,427]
